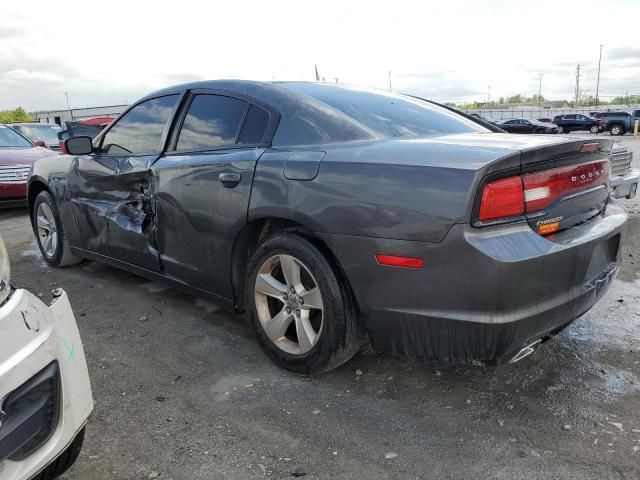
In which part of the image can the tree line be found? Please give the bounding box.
[0,107,32,124]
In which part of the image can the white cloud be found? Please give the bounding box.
[1,69,64,84]
[1,0,639,110]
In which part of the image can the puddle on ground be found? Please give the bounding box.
[562,278,640,350]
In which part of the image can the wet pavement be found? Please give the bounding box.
[2,137,639,479]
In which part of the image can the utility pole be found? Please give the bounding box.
[537,73,544,104]
[65,91,70,110]
[575,64,581,107]
[388,71,392,92]
[488,85,491,103]
[595,44,604,106]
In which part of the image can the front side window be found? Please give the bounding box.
[100,95,179,156]
[176,95,249,151]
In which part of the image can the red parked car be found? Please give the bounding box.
[0,125,58,207]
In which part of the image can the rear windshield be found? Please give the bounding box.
[12,124,62,143]
[0,126,33,148]
[280,83,487,138]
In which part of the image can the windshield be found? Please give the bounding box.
[12,124,61,143]
[0,126,33,148]
[280,83,488,138]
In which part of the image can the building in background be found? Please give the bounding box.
[32,104,127,127]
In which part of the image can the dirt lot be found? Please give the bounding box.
[3,137,640,480]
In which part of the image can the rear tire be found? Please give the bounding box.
[33,427,85,480]
[32,191,81,267]
[590,125,599,134]
[558,126,566,134]
[610,124,624,136]
[247,232,362,374]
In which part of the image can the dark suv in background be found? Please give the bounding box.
[552,114,603,134]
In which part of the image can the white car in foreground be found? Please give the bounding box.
[0,234,92,480]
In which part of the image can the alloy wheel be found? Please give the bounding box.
[36,203,58,257]
[254,254,324,355]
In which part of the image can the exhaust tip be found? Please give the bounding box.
[508,339,543,364]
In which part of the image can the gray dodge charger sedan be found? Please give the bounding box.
[28,81,626,373]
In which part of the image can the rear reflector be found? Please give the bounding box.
[478,176,525,221]
[375,253,423,269]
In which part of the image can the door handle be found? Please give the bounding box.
[219,172,241,188]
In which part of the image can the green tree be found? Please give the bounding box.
[505,94,524,104]
[610,95,640,105]
[0,107,32,124]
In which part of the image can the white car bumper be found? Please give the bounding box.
[610,169,639,199]
[0,289,93,480]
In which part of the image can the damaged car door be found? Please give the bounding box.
[67,94,181,271]
[152,91,274,301]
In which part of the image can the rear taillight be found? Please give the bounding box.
[478,176,524,221]
[522,160,608,212]
[478,159,609,223]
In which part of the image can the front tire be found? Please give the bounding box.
[32,190,81,267]
[590,125,599,134]
[247,232,362,374]
[558,126,566,134]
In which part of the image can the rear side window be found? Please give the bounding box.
[279,84,486,138]
[100,95,179,156]
[176,94,248,151]
[238,105,269,144]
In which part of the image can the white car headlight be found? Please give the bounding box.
[0,233,10,304]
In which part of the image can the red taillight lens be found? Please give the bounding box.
[522,160,608,212]
[478,176,525,221]
[478,158,609,223]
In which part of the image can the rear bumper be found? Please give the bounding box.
[319,201,626,363]
[610,169,639,199]
[0,289,93,480]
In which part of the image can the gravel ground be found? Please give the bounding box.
[2,137,640,480]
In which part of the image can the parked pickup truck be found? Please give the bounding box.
[593,110,640,136]
[610,142,639,199]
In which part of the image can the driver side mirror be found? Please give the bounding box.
[65,136,93,155]
[32,139,47,148]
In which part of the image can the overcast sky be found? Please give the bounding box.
[1,0,639,111]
